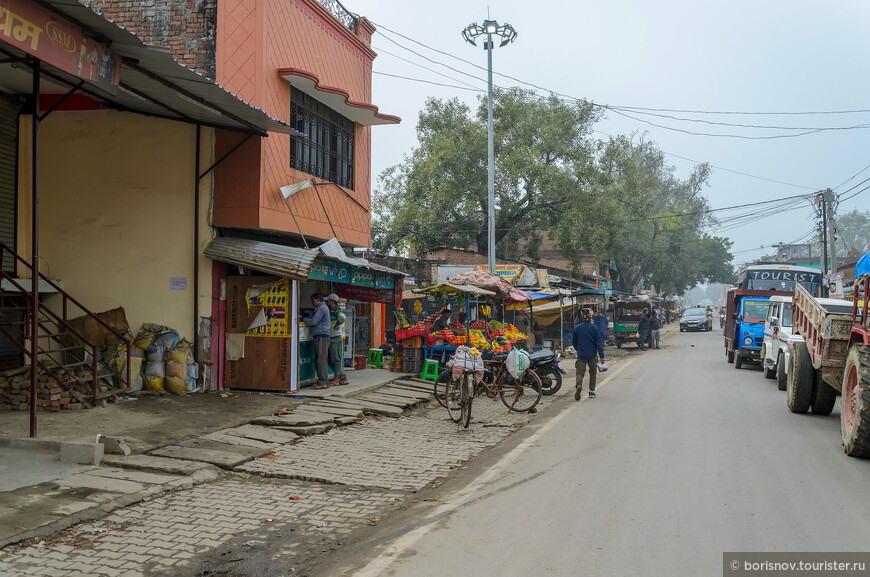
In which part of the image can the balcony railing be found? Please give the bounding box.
[315,0,358,33]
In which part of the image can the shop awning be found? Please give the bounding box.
[0,0,299,136]
[414,283,497,297]
[278,67,401,126]
[204,237,406,283]
[204,237,318,282]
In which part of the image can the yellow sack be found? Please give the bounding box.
[165,377,186,395]
[144,376,164,390]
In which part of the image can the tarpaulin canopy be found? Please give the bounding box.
[413,283,497,297]
[856,249,870,279]
[449,270,518,299]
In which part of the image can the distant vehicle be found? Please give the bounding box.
[612,298,648,348]
[680,308,712,332]
[787,278,870,457]
[736,264,824,296]
[724,288,791,369]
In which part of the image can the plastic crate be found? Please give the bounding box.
[402,336,423,348]
[402,348,423,361]
[402,359,423,374]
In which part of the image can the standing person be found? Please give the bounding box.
[592,308,609,346]
[572,308,606,400]
[325,294,349,386]
[637,307,650,351]
[649,309,662,349]
[514,309,535,350]
[299,293,331,389]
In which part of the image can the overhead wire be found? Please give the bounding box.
[371,21,870,137]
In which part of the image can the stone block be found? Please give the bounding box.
[60,442,104,465]
[98,436,132,456]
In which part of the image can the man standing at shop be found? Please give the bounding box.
[572,308,605,400]
[299,293,331,389]
[325,294,349,386]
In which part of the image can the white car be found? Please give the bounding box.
[761,295,854,391]
[760,296,798,391]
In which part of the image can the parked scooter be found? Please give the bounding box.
[528,349,568,396]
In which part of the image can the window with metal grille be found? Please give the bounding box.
[290,91,355,190]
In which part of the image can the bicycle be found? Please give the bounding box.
[444,369,473,429]
[434,353,541,413]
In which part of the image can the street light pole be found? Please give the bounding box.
[485,32,495,274]
[462,19,517,275]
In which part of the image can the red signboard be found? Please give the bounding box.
[337,284,395,304]
[0,0,121,93]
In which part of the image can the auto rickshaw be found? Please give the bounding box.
[612,298,649,348]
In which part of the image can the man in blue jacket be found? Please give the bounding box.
[299,293,331,389]
[572,308,605,400]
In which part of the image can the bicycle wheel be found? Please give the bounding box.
[460,374,473,429]
[445,378,462,422]
[500,370,542,413]
[433,369,452,408]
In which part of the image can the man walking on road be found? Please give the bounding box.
[637,307,650,351]
[572,308,605,400]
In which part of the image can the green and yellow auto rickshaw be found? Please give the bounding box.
[612,298,649,348]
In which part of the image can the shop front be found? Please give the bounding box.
[204,237,403,392]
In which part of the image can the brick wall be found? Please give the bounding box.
[85,0,217,79]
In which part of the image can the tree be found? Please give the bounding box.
[554,135,733,295]
[372,89,599,257]
[837,208,870,256]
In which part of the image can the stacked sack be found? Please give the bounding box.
[104,340,144,391]
[132,324,197,394]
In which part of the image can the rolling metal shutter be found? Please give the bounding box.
[0,97,21,370]
[0,95,19,273]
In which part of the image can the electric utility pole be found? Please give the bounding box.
[826,188,837,276]
[820,194,828,274]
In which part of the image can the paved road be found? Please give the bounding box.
[315,328,870,577]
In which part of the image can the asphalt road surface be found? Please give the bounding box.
[312,327,870,577]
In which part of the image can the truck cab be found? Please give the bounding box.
[732,297,770,369]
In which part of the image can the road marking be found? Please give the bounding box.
[346,355,636,577]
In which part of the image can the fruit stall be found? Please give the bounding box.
[395,283,530,365]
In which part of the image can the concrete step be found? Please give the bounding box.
[221,424,299,445]
[101,455,215,476]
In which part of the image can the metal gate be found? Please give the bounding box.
[0,96,20,370]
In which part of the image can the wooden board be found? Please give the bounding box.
[225,276,293,391]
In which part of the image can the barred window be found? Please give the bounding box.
[290,91,355,190]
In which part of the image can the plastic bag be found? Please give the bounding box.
[153,329,179,349]
[165,377,186,395]
[144,376,165,390]
[144,361,165,378]
[505,349,531,381]
[451,346,484,382]
[165,361,187,379]
[166,339,193,364]
[634,332,640,338]
[146,343,166,363]
[597,361,608,373]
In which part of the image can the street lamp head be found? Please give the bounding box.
[462,19,517,48]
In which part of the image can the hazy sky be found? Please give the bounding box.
[348,0,870,263]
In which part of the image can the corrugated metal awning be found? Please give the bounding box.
[0,1,299,136]
[204,237,317,282]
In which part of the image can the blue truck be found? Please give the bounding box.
[724,288,790,369]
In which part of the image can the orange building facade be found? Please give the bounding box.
[214,0,399,248]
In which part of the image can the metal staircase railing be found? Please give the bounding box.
[0,244,131,405]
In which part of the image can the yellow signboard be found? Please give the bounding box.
[473,264,526,283]
[245,279,290,337]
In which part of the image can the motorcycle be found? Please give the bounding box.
[480,349,567,396]
[719,311,725,328]
[528,349,568,396]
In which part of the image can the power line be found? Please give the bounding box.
[833,162,870,190]
[372,21,870,136]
